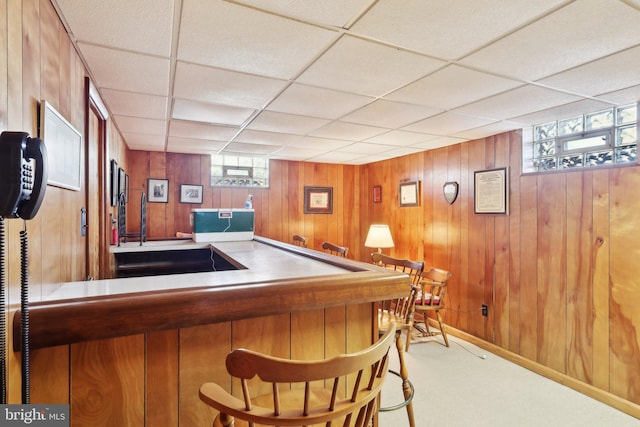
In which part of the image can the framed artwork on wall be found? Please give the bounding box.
[474,167,509,215]
[373,185,382,203]
[110,159,119,206]
[399,181,420,207]
[148,178,169,203]
[304,186,333,214]
[180,184,203,204]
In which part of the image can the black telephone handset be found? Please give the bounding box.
[0,131,48,220]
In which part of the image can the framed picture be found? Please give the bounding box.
[180,184,203,204]
[40,100,82,191]
[373,185,382,203]
[474,167,509,215]
[399,181,420,207]
[148,178,169,203]
[110,159,119,206]
[304,186,333,214]
[118,167,127,204]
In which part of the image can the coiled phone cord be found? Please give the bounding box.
[20,224,29,404]
[0,216,6,404]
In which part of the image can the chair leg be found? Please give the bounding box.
[394,330,416,427]
[436,310,449,347]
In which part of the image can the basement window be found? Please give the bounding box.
[211,155,269,187]
[523,103,637,173]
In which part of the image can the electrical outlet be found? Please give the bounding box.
[481,304,488,317]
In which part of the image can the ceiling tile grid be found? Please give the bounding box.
[52,0,640,164]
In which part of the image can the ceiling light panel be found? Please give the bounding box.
[177,0,340,79]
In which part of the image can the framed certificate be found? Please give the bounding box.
[304,186,333,214]
[474,167,509,214]
[399,181,420,207]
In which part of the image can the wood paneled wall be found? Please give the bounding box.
[128,132,640,411]
[0,0,128,403]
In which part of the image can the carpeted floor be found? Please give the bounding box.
[378,331,639,427]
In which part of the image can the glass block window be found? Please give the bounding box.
[211,155,269,187]
[523,103,638,173]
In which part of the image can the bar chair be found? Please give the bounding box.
[371,252,423,427]
[321,241,349,257]
[199,323,397,427]
[292,234,308,248]
[414,267,453,347]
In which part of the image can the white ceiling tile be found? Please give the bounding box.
[166,137,227,152]
[269,146,328,161]
[460,0,640,81]
[510,99,617,125]
[310,121,387,141]
[341,100,441,128]
[286,136,354,151]
[267,84,374,119]
[178,0,339,79]
[234,130,301,146]
[338,142,396,154]
[410,136,468,151]
[403,112,497,135]
[56,0,174,56]
[222,142,283,155]
[172,99,255,126]
[538,46,640,97]
[231,0,376,28]
[385,65,524,110]
[308,151,367,164]
[122,133,166,149]
[452,85,583,121]
[168,121,238,141]
[173,62,289,109]
[365,130,438,146]
[596,85,640,106]
[247,111,330,134]
[101,89,168,120]
[351,0,568,60]
[453,120,528,140]
[78,43,170,95]
[297,35,446,96]
[114,116,167,136]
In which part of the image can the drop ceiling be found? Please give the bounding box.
[53,0,640,165]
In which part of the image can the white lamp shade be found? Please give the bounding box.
[364,224,394,249]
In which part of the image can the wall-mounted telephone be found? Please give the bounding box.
[0,131,48,220]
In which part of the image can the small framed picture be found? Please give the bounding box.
[304,186,333,214]
[399,181,420,207]
[110,159,119,206]
[180,184,203,204]
[118,167,127,204]
[373,185,382,203]
[148,178,169,203]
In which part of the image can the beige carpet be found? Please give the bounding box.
[378,331,639,427]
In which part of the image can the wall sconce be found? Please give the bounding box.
[364,224,394,253]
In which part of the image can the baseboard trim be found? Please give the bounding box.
[435,321,640,419]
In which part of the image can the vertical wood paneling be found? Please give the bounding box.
[592,169,610,391]
[507,133,522,354]
[566,171,594,383]
[519,174,538,361]
[71,335,145,426]
[493,134,510,348]
[179,323,230,427]
[146,330,179,427]
[608,168,640,402]
[537,173,567,372]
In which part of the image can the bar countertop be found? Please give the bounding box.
[14,236,409,351]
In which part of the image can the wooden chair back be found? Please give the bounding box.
[417,267,452,310]
[321,241,349,257]
[199,323,397,427]
[292,234,308,248]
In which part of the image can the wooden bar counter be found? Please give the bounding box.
[16,236,409,426]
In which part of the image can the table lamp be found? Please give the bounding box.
[364,224,394,253]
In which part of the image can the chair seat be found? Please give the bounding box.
[415,294,440,306]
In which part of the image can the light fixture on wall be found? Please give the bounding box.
[364,224,394,253]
